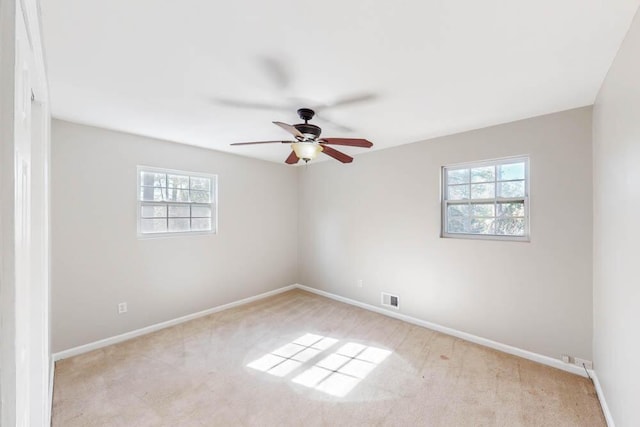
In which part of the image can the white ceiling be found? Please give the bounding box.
[42,0,639,164]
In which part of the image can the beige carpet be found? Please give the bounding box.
[52,289,605,426]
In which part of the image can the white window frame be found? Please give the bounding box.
[441,156,530,242]
[137,166,217,238]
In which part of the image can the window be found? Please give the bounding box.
[442,157,529,240]
[137,166,216,236]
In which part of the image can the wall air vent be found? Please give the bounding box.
[381,292,399,309]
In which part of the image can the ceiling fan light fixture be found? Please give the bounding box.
[291,142,323,162]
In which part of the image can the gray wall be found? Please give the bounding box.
[298,107,593,361]
[51,120,298,352]
[52,107,595,366]
[593,7,640,426]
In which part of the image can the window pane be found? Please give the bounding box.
[168,218,190,232]
[470,218,494,234]
[471,203,495,217]
[497,181,525,198]
[168,205,190,218]
[168,174,189,189]
[471,166,495,183]
[139,169,216,236]
[165,189,190,202]
[497,202,524,217]
[447,217,467,233]
[141,172,165,187]
[141,218,167,233]
[447,169,469,185]
[192,206,211,218]
[447,204,469,217]
[140,187,164,202]
[495,218,525,235]
[442,158,527,239]
[190,190,211,203]
[470,183,494,199]
[141,204,166,218]
[192,218,212,231]
[190,177,211,191]
[498,162,525,181]
[448,184,469,200]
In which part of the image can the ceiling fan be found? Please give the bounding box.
[230,108,373,164]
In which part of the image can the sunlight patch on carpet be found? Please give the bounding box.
[247,334,391,397]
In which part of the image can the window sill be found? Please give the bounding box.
[137,230,216,239]
[441,232,530,242]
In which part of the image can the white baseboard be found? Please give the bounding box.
[52,282,587,380]
[53,285,297,361]
[296,284,587,378]
[591,371,615,426]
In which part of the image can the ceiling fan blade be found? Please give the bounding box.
[320,138,373,148]
[299,93,377,111]
[320,145,353,163]
[285,151,299,164]
[212,98,289,111]
[325,93,377,109]
[314,114,354,133]
[273,121,304,139]
[230,140,289,146]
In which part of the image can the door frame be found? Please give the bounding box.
[0,0,51,425]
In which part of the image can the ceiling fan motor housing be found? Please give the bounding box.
[294,123,322,140]
[294,108,322,140]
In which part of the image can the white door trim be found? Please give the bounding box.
[0,0,51,425]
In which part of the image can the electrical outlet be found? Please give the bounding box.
[561,354,570,363]
[357,279,363,288]
[574,357,593,370]
[118,302,127,314]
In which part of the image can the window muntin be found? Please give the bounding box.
[137,167,216,236]
[442,157,529,240]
